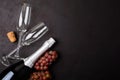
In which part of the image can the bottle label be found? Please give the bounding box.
[2,71,14,80]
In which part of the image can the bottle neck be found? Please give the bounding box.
[24,43,49,68]
[23,38,55,68]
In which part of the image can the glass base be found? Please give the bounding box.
[0,56,10,67]
[0,55,25,67]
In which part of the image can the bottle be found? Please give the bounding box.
[0,37,55,80]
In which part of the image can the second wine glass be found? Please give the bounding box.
[0,22,48,66]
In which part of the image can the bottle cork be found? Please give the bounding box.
[7,31,17,43]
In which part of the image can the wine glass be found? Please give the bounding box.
[16,3,31,58]
[0,22,48,66]
[0,3,31,66]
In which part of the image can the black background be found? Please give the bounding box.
[0,0,120,80]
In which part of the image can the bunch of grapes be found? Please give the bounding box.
[29,51,58,80]
[29,71,51,80]
[34,51,58,71]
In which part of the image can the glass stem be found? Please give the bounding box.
[7,47,18,57]
[15,31,24,57]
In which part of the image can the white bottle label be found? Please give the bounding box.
[2,71,14,80]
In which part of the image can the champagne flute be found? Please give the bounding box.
[0,22,48,66]
[15,3,31,58]
[0,3,31,66]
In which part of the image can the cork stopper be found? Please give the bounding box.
[7,31,17,43]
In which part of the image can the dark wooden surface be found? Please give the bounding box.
[0,0,120,80]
